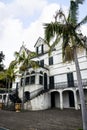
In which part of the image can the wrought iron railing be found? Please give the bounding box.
[49,79,87,89]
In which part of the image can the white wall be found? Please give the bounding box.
[18,84,43,99]
[24,92,51,110]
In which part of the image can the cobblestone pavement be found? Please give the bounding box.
[0,109,82,130]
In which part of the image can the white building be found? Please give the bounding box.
[15,37,87,111]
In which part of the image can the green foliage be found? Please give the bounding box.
[44,0,87,63]
[0,51,5,71]
[14,48,39,73]
[0,59,18,90]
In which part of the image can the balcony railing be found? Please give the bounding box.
[49,79,87,89]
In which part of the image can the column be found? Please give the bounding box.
[73,90,78,110]
[60,91,63,110]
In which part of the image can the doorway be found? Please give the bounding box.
[51,92,60,108]
[51,92,55,108]
[69,91,75,107]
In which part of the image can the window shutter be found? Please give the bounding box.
[42,45,44,54]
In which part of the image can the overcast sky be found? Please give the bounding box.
[0,0,87,68]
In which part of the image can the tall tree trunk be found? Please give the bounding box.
[7,79,10,106]
[74,47,87,130]
[22,76,25,110]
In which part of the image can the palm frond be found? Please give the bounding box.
[75,15,87,29]
[44,22,63,45]
[14,51,19,59]
[28,52,37,59]
[0,71,6,80]
[44,22,55,44]
[48,35,62,56]
[75,0,84,4]
[68,0,78,25]
[73,32,85,48]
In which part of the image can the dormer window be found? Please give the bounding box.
[36,44,44,54]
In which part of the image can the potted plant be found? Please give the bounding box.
[0,102,3,110]
[9,87,22,112]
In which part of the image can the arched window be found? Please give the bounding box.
[20,78,24,86]
[26,72,30,75]
[31,71,35,74]
[39,76,43,85]
[40,71,43,75]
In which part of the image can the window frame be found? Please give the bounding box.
[49,56,53,65]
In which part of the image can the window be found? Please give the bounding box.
[49,76,54,89]
[40,60,44,67]
[20,78,24,86]
[36,47,38,54]
[67,73,74,87]
[36,45,44,54]
[0,95,2,99]
[41,45,44,54]
[30,76,35,84]
[31,71,35,74]
[40,71,43,75]
[26,72,30,75]
[49,57,53,65]
[25,77,30,85]
[39,76,43,85]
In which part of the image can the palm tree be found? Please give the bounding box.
[0,60,17,90]
[5,60,18,105]
[0,60,18,106]
[44,0,87,130]
[14,49,38,109]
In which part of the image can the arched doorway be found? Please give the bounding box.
[44,73,47,90]
[77,88,87,104]
[84,89,87,101]
[63,90,75,108]
[51,91,60,108]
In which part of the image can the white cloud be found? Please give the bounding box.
[0,0,48,68]
[6,0,47,19]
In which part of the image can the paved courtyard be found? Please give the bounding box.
[0,108,82,130]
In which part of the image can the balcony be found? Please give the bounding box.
[49,79,87,90]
